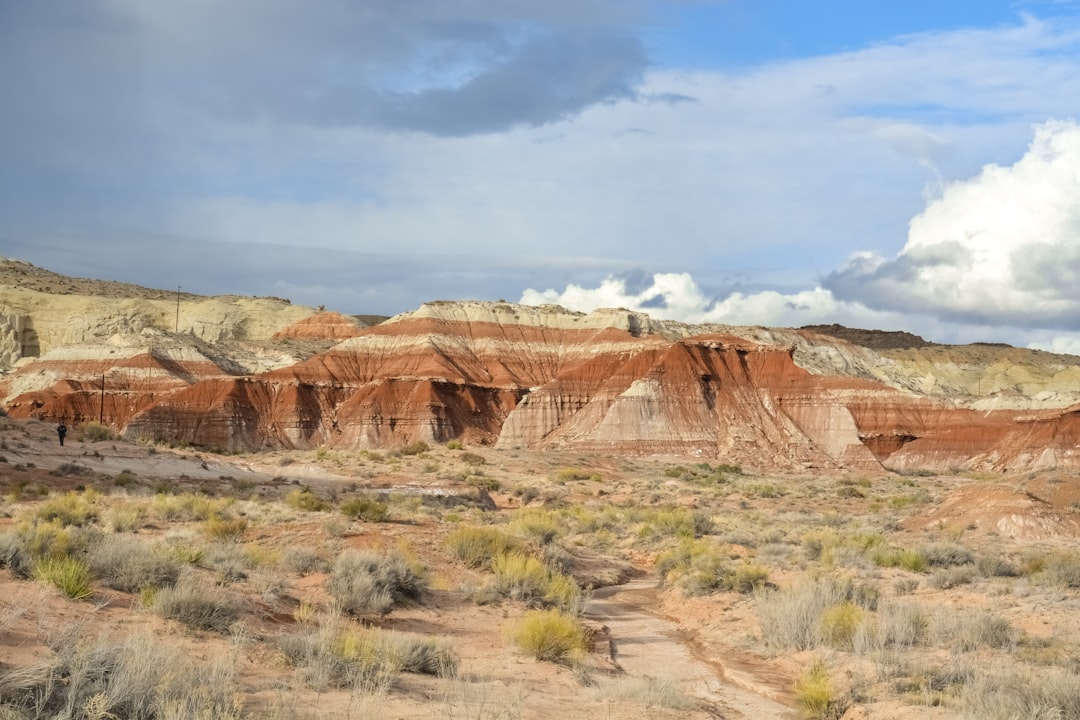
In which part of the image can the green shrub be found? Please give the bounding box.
[446,439,463,450]
[340,494,390,522]
[33,490,98,526]
[794,659,846,719]
[491,553,582,613]
[285,488,331,512]
[203,514,248,542]
[656,539,768,595]
[509,609,589,663]
[819,602,865,650]
[871,547,928,572]
[327,550,426,618]
[33,556,93,599]
[445,526,520,569]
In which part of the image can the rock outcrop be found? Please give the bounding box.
[6,261,1080,474]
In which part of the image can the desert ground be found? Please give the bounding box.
[1,416,1079,719]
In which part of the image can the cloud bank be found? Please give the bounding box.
[522,120,1080,349]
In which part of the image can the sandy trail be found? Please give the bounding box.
[587,579,796,720]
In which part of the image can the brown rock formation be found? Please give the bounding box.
[7,263,1080,474]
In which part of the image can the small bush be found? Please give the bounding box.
[327,550,426,618]
[446,439,463,450]
[340,495,390,522]
[445,526,520,569]
[553,467,600,482]
[89,535,180,593]
[152,576,239,632]
[491,553,582,613]
[509,609,589,663]
[460,452,486,466]
[398,441,429,456]
[285,488,331,512]
[33,556,93,599]
[921,542,974,567]
[203,514,248,542]
[33,490,98,526]
[819,602,865,650]
[282,547,328,576]
[79,422,116,442]
[871,547,928,573]
[794,659,846,719]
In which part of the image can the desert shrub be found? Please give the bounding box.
[282,547,328,576]
[49,462,92,477]
[756,575,876,651]
[285,488,331,512]
[152,493,231,522]
[794,659,847,720]
[151,575,239,632]
[960,665,1080,720]
[446,439,463,450]
[32,556,93,599]
[395,441,429,456]
[1037,551,1080,587]
[465,473,500,491]
[460,452,486,466]
[491,553,582,613]
[929,565,976,589]
[928,607,1015,652]
[203,514,248,542]
[0,519,91,577]
[553,467,600,482]
[656,539,768,595]
[509,509,564,544]
[976,554,1020,578]
[0,629,243,720]
[340,494,390,522]
[853,599,927,655]
[508,609,589,663]
[88,535,180,593]
[819,602,866,650]
[636,507,713,541]
[327,550,426,618]
[105,504,145,532]
[445,526,520,569]
[871,547,928,572]
[113,469,138,487]
[33,489,98,526]
[78,422,116,442]
[921,542,974,567]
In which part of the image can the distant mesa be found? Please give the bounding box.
[4,259,1080,475]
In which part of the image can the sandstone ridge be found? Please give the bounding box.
[5,260,1080,474]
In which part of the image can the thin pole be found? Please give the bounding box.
[175,285,181,333]
[99,373,105,424]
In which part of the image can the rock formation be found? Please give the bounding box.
[6,259,1080,474]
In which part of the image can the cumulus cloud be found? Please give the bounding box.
[825,120,1080,328]
[521,119,1080,350]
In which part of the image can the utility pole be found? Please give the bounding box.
[175,285,181,334]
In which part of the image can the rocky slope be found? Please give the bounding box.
[5,259,1080,474]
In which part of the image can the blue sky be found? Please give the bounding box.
[3,1,1080,351]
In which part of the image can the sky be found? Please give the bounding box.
[4,1,1080,352]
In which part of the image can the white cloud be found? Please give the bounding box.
[826,119,1080,328]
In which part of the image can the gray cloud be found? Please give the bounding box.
[0,1,650,138]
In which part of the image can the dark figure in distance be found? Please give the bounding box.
[57,423,67,446]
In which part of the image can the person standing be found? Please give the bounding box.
[57,422,67,446]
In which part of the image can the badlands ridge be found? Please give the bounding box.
[4,257,1080,475]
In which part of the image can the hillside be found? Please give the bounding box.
[5,259,1080,474]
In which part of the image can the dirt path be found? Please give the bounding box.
[587,579,796,720]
